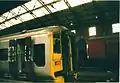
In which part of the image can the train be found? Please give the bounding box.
[0,26,78,82]
[0,25,119,82]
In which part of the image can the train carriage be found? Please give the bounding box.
[0,26,77,82]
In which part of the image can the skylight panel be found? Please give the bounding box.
[24,0,36,10]
[0,24,6,29]
[11,6,21,15]
[19,13,34,22]
[2,12,9,19]
[9,18,22,25]
[0,25,2,30]
[33,8,46,17]
[7,12,15,19]
[19,6,27,15]
[68,0,92,7]
[40,8,49,15]
[0,22,11,29]
[48,0,68,13]
[12,6,26,15]
[4,22,12,28]
[34,0,42,9]
[47,6,57,13]
[0,17,5,23]
[24,0,41,10]
[2,11,17,20]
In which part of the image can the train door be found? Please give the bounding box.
[52,32,64,83]
[24,37,33,76]
[9,37,32,78]
[53,32,63,73]
[60,31,78,82]
[52,30,77,82]
[60,31,72,81]
[16,38,26,74]
[9,39,17,78]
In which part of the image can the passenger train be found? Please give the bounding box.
[0,26,77,83]
[0,25,118,82]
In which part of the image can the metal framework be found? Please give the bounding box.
[0,0,93,30]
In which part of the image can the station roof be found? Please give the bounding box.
[0,0,119,36]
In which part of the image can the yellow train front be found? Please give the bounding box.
[0,26,77,82]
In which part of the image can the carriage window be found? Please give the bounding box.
[34,44,45,67]
[53,33,61,53]
[0,49,8,60]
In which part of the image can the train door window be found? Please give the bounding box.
[53,32,61,53]
[25,37,32,61]
[0,49,8,60]
[33,44,45,67]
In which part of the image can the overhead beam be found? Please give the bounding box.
[0,0,61,25]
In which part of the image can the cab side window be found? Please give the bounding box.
[33,44,45,67]
[53,33,61,53]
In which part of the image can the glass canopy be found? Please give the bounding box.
[0,0,93,30]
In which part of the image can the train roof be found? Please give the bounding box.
[27,26,68,33]
[0,26,68,41]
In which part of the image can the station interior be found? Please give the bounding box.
[0,0,119,82]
